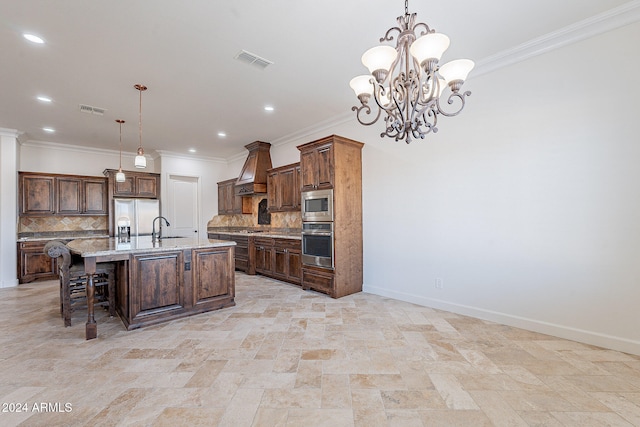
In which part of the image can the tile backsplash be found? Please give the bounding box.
[19,216,108,233]
[207,195,301,230]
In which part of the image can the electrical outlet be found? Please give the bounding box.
[435,277,443,289]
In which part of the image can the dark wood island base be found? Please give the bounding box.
[67,237,236,339]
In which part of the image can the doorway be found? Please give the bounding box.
[166,174,200,238]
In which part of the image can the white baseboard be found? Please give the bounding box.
[0,279,19,289]
[363,284,640,357]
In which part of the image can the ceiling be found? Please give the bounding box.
[0,0,631,159]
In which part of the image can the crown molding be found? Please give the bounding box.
[271,113,354,148]
[473,0,640,77]
[155,150,227,164]
[21,139,118,155]
[0,128,21,138]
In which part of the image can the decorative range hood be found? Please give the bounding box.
[235,141,272,196]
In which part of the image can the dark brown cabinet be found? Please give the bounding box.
[19,172,107,216]
[19,174,55,215]
[118,245,235,330]
[272,239,302,284]
[299,142,334,191]
[297,135,364,298]
[17,241,58,283]
[217,178,251,215]
[254,237,274,276]
[208,233,249,273]
[267,162,301,212]
[252,236,301,286]
[129,250,185,324]
[104,169,160,199]
[56,177,82,214]
[83,179,108,214]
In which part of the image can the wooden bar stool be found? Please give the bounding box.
[44,241,115,327]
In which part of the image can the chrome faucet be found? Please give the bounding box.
[151,216,170,242]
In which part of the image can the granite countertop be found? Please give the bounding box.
[208,228,302,240]
[17,231,109,242]
[67,236,236,258]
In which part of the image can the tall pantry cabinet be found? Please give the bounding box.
[297,135,364,298]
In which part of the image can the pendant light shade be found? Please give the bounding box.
[134,84,147,169]
[134,147,146,168]
[115,119,126,183]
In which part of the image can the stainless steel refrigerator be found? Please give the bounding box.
[113,199,160,237]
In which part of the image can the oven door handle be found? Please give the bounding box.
[302,231,332,236]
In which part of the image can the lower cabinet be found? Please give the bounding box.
[17,241,58,284]
[254,237,274,276]
[129,250,185,325]
[120,246,235,330]
[252,237,301,286]
[301,265,335,297]
[273,239,302,284]
[208,233,249,272]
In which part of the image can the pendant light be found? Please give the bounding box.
[134,84,147,168]
[115,119,126,182]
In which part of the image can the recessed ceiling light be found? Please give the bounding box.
[42,127,55,133]
[188,148,196,153]
[23,33,44,44]
[217,132,226,137]
[37,96,52,103]
[264,106,274,112]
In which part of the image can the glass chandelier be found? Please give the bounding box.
[350,0,474,143]
[134,84,147,168]
[115,119,126,182]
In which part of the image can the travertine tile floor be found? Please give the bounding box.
[1,273,639,426]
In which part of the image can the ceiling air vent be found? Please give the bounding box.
[234,50,273,70]
[79,104,106,116]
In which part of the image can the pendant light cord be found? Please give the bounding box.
[116,119,125,170]
[138,87,142,151]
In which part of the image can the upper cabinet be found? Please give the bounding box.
[217,178,251,215]
[267,162,301,212]
[104,169,160,199]
[299,142,334,191]
[19,172,107,216]
[19,174,55,215]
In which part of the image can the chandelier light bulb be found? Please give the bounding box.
[439,59,475,88]
[409,33,450,68]
[349,75,374,99]
[361,46,398,82]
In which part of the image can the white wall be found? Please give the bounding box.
[264,22,640,355]
[0,129,19,288]
[156,152,228,233]
[19,141,155,176]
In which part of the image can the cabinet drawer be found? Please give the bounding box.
[254,237,275,247]
[274,238,300,251]
[302,268,334,295]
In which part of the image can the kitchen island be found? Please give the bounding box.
[67,236,236,339]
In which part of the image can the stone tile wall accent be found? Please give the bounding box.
[19,216,108,233]
[207,195,301,230]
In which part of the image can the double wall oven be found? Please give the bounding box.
[301,189,334,269]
